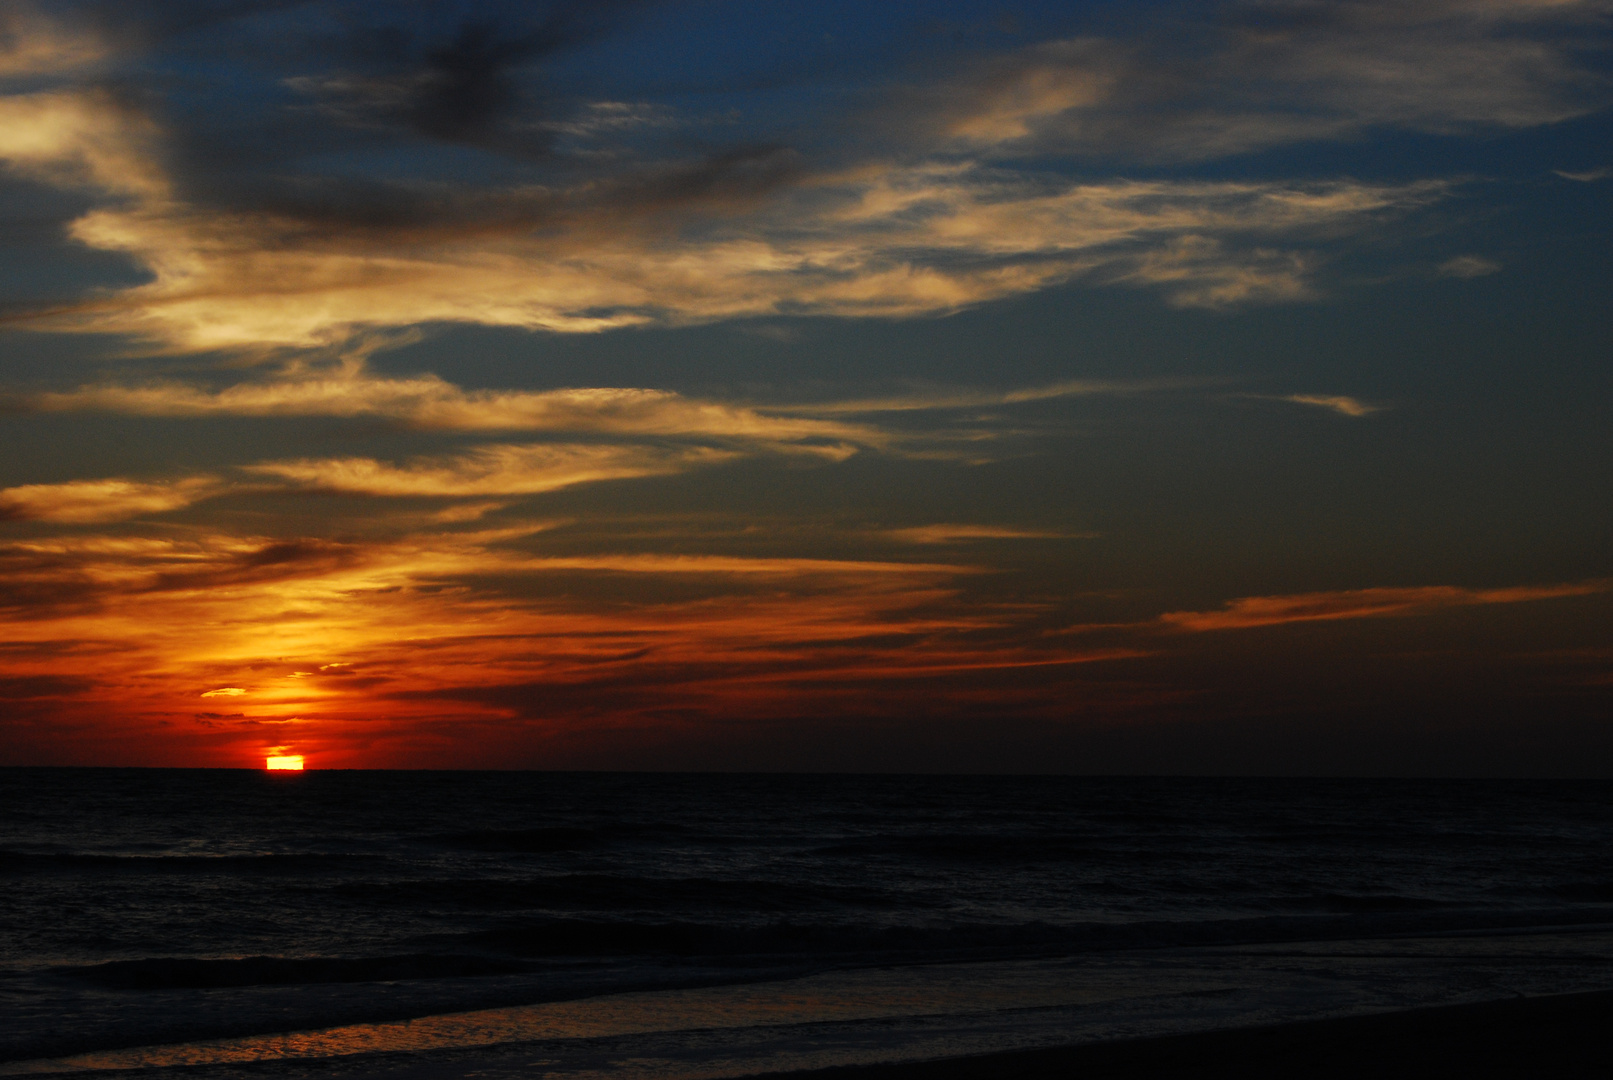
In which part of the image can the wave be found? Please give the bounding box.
[450,906,1613,963]
[461,918,1074,959]
[808,834,1116,861]
[430,828,602,853]
[55,953,534,990]
[430,824,684,853]
[1294,893,1449,913]
[0,850,378,875]
[329,874,916,912]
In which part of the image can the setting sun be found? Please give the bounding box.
[265,755,305,771]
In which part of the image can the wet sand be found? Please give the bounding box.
[755,989,1613,1079]
[13,936,1613,1080]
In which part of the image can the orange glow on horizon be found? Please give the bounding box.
[6,496,1606,769]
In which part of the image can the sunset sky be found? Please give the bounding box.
[1,0,1609,772]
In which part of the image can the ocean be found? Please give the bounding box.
[4,770,1613,1079]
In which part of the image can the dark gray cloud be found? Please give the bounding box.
[0,534,365,619]
[23,0,805,245]
[167,143,802,247]
[305,1,649,151]
[0,674,95,699]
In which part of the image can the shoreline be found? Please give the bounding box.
[14,987,1613,1080]
[750,989,1613,1080]
[11,931,1613,1080]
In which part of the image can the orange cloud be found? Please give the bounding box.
[1160,581,1608,632]
[243,444,732,498]
[34,362,885,449]
[942,39,1120,145]
[5,502,1605,768]
[21,369,1218,491]
[0,446,720,525]
[1278,394,1380,417]
[0,88,163,197]
[1237,393,1382,417]
[0,432,832,527]
[0,476,223,523]
[882,525,1091,544]
[783,378,1178,415]
[0,509,1114,767]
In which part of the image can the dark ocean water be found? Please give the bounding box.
[3,771,1613,1074]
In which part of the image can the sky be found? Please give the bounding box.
[0,0,1609,773]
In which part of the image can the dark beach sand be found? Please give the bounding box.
[752,990,1613,1080]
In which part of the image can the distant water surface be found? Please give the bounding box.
[3,771,1612,1074]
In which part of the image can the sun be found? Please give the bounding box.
[265,755,305,771]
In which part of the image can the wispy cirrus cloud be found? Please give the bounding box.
[1438,255,1502,278]
[30,361,886,448]
[0,444,730,524]
[923,0,1612,161]
[882,524,1092,544]
[0,522,975,627]
[509,553,974,576]
[19,155,1446,347]
[21,359,1212,475]
[1160,581,1608,632]
[0,68,1448,351]
[784,378,1185,415]
[1247,393,1383,417]
[1281,394,1379,417]
[242,443,732,499]
[6,365,1195,525]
